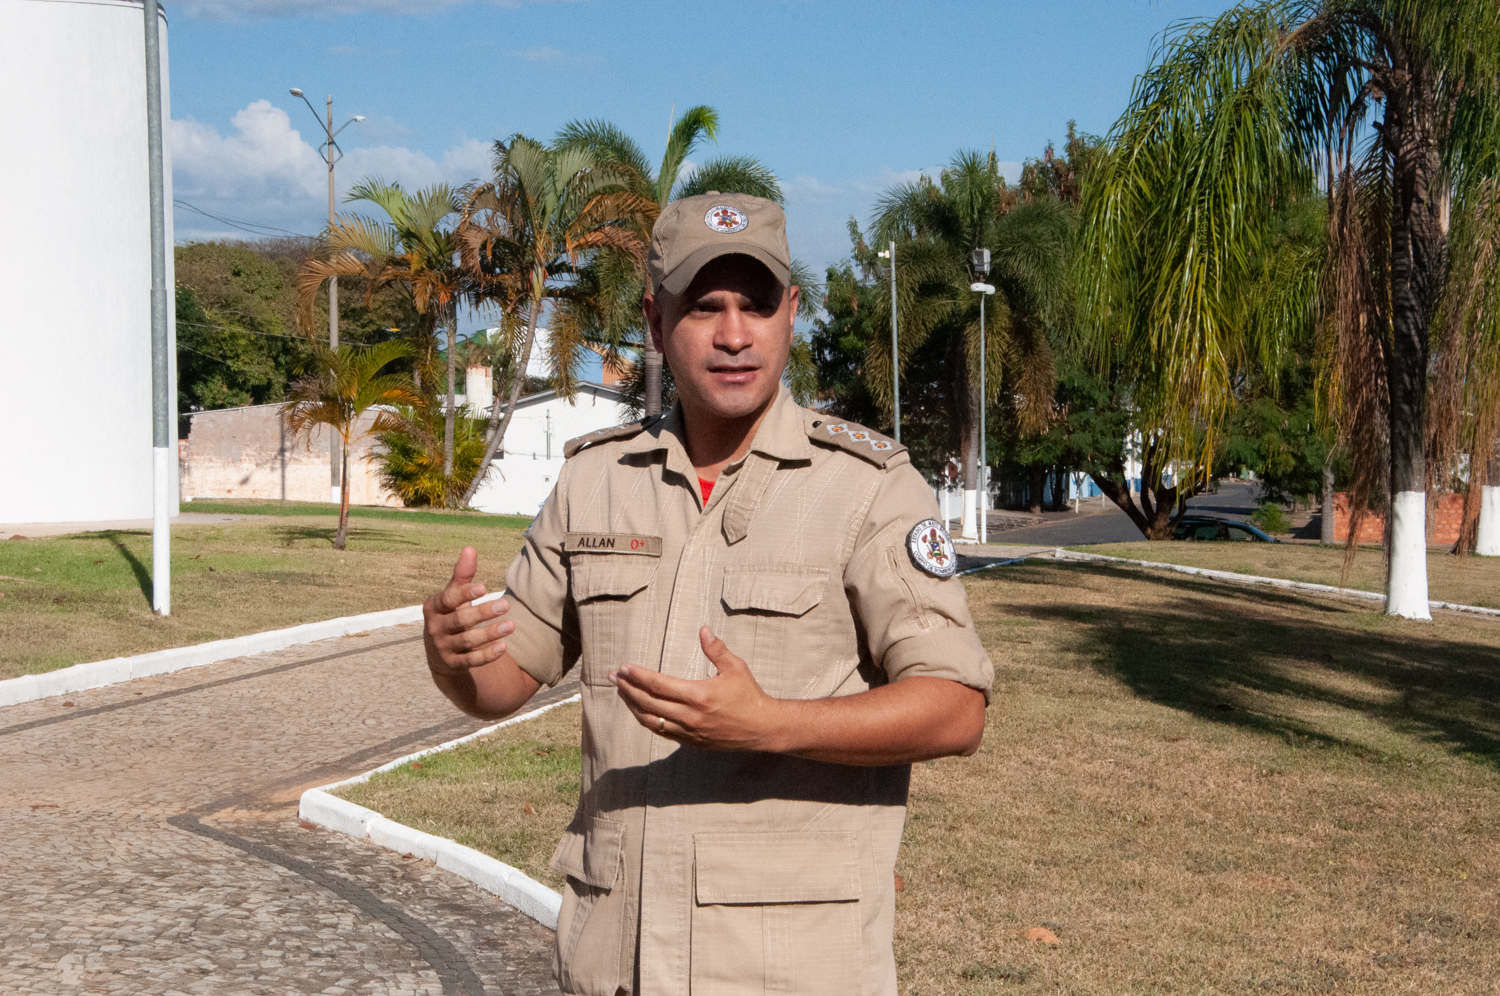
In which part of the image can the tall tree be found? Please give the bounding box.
[296,181,468,496]
[863,151,1069,532]
[457,135,648,508]
[281,340,418,550]
[1081,0,1500,615]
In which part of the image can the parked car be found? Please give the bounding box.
[1170,515,1280,543]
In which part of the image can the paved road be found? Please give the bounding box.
[0,625,570,995]
[971,479,1266,548]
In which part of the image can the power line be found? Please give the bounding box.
[176,319,309,341]
[174,199,312,239]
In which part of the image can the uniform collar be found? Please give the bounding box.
[618,385,813,466]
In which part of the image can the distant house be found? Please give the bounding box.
[469,382,633,516]
[178,382,633,517]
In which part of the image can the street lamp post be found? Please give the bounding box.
[971,247,994,546]
[143,0,170,614]
[289,88,363,503]
[876,242,900,442]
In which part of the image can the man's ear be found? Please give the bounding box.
[786,285,800,344]
[643,291,666,354]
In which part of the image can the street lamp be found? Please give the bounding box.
[876,242,899,442]
[971,247,994,545]
[289,87,363,502]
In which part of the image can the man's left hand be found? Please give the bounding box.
[610,626,783,752]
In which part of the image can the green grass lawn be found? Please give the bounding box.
[0,500,529,680]
[342,560,1500,994]
[1079,540,1500,609]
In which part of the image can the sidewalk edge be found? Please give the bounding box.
[0,594,502,709]
[1054,549,1500,617]
[299,694,578,930]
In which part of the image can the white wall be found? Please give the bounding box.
[2,0,175,523]
[468,385,633,516]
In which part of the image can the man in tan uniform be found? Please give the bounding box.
[423,192,992,996]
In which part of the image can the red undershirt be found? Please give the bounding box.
[699,478,715,504]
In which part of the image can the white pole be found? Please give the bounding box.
[887,241,900,443]
[978,292,987,545]
[1477,486,1500,556]
[144,0,170,616]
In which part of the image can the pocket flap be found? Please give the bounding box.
[572,557,656,602]
[720,566,829,617]
[550,814,626,890]
[694,831,862,905]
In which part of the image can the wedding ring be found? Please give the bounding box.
[657,716,666,733]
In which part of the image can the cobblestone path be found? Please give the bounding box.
[0,624,573,995]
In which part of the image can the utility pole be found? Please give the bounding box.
[877,242,899,442]
[289,88,363,502]
[971,249,994,545]
[144,0,170,615]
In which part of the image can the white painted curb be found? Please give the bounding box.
[1054,549,1500,619]
[299,693,579,930]
[0,593,502,709]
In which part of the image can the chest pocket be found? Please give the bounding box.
[719,565,829,698]
[570,545,659,686]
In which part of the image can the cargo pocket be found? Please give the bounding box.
[719,566,829,698]
[571,553,658,686]
[691,831,862,996]
[550,815,627,994]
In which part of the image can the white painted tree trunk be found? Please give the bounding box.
[1476,486,1500,556]
[1386,491,1431,619]
[961,488,978,541]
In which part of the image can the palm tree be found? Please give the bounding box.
[867,151,1070,535]
[456,135,649,508]
[296,181,469,494]
[281,340,418,550]
[554,108,795,414]
[1080,0,1500,617]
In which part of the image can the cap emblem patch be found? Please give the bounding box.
[907,519,957,578]
[705,205,749,234]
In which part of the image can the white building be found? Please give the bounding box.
[2,0,176,525]
[468,382,634,516]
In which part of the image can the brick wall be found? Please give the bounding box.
[179,404,401,506]
[1331,492,1464,545]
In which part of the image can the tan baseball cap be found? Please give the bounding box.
[648,191,791,296]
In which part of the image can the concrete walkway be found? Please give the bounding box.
[1,624,570,995]
[2,514,262,539]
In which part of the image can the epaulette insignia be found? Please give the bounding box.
[563,418,653,459]
[806,416,905,467]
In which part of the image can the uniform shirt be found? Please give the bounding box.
[502,386,993,996]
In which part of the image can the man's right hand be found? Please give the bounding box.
[423,546,514,676]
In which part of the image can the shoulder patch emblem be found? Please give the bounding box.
[907,519,957,578]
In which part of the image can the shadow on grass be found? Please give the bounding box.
[1000,561,1500,767]
[98,531,153,605]
[272,525,413,549]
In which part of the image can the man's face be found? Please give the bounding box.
[644,255,799,421]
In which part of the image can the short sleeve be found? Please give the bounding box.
[844,459,993,703]
[501,463,580,687]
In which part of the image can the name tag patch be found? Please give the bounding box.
[564,532,662,556]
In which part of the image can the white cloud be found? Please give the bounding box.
[175,0,579,21]
[170,100,493,242]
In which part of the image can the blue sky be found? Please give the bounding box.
[168,0,1239,338]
